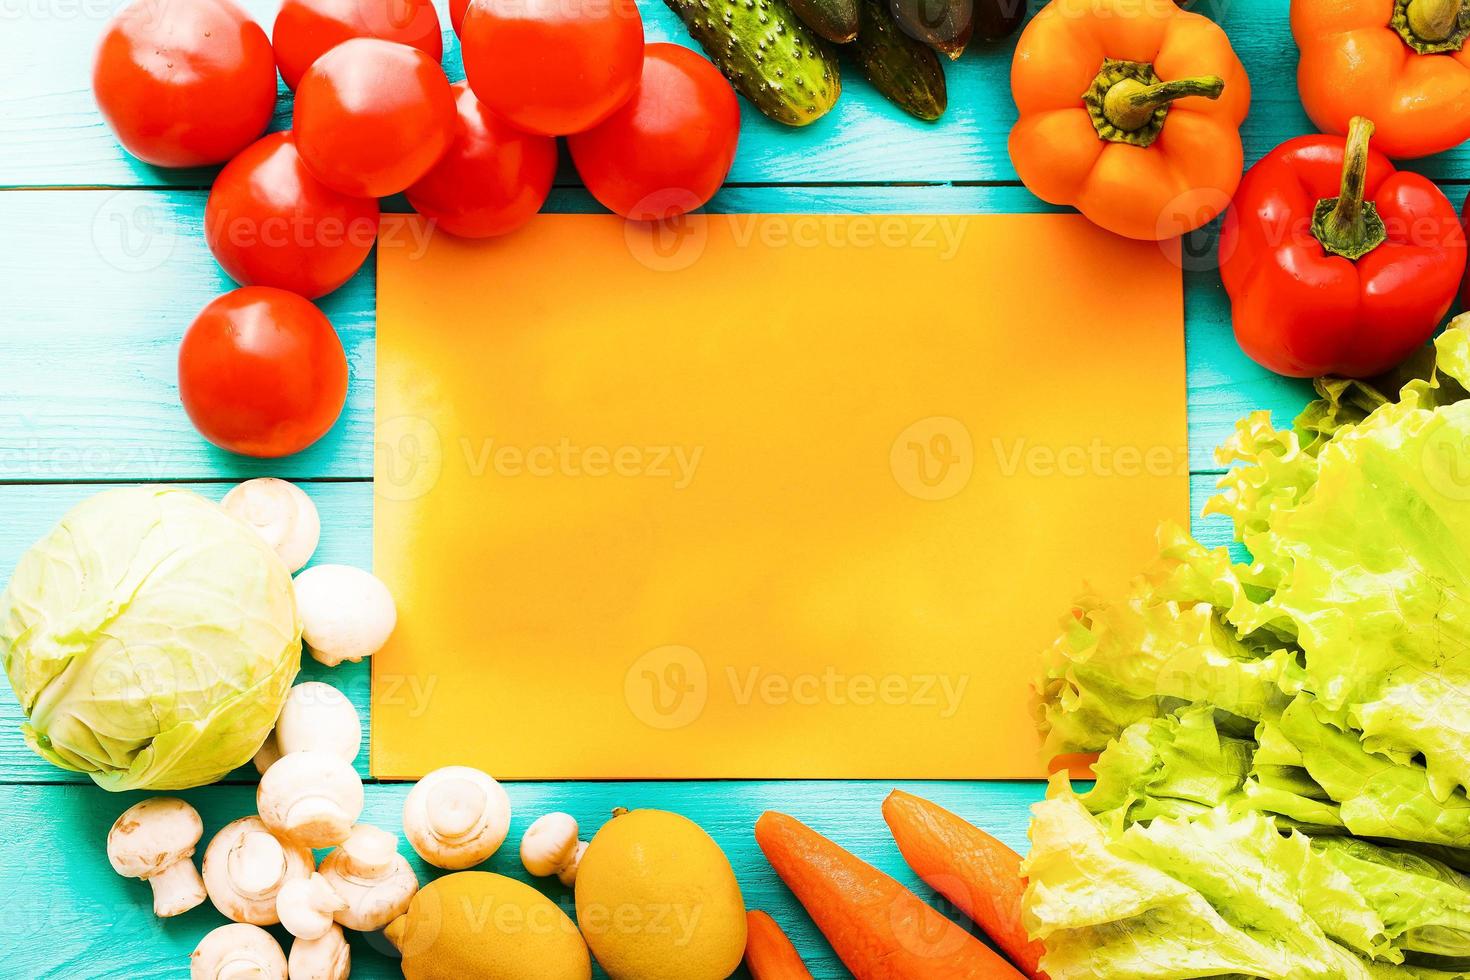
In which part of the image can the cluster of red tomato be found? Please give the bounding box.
[93,0,741,458]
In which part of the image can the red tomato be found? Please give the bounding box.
[179,287,349,458]
[92,0,277,167]
[461,0,644,136]
[406,84,557,238]
[293,38,456,198]
[272,0,443,90]
[450,0,469,34]
[569,44,740,220]
[206,132,381,299]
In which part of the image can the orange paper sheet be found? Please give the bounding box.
[372,213,1186,780]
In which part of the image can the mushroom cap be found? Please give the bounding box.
[520,811,579,878]
[275,681,362,764]
[257,749,364,849]
[277,872,348,940]
[319,825,420,932]
[293,564,397,667]
[222,478,321,573]
[191,923,287,980]
[288,925,351,980]
[202,816,314,926]
[107,797,203,879]
[252,732,283,776]
[558,840,589,887]
[403,766,512,870]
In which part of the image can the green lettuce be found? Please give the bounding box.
[1023,783,1379,979]
[1029,320,1470,975]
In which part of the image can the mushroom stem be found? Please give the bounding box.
[150,856,208,917]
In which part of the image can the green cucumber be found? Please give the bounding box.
[664,0,842,126]
[889,0,971,59]
[850,0,947,121]
[789,0,861,43]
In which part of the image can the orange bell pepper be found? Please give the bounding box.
[1009,0,1251,241]
[1294,0,1470,158]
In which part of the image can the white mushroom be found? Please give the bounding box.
[106,797,208,917]
[191,923,288,980]
[520,812,585,885]
[253,733,283,776]
[202,816,314,925]
[276,682,362,764]
[223,478,321,573]
[403,766,512,870]
[278,872,348,940]
[252,682,362,776]
[293,564,397,667]
[318,824,419,932]
[258,750,365,848]
[558,841,588,888]
[289,924,351,980]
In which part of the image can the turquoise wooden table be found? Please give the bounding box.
[0,0,1437,975]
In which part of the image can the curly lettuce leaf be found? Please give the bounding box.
[1314,836,1470,961]
[1023,782,1378,979]
[1271,696,1470,849]
[1038,526,1291,756]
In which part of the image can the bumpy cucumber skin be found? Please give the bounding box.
[789,0,860,43]
[851,0,946,121]
[663,0,842,126]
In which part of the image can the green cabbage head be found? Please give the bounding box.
[1,486,301,790]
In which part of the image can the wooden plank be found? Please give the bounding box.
[8,0,1470,189]
[0,186,1311,482]
[0,474,1245,784]
[4,779,1040,978]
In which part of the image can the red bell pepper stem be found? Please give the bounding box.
[1102,75,1225,133]
[1311,116,1388,261]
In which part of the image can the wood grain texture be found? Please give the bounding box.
[0,187,1311,482]
[0,0,1377,974]
[1,779,1042,978]
[8,0,1470,188]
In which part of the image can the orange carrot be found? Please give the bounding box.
[882,790,1047,980]
[754,810,1026,980]
[745,909,815,980]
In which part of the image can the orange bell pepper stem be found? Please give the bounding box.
[1008,0,1250,241]
[1293,0,1470,157]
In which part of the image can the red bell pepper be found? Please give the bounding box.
[1220,116,1466,379]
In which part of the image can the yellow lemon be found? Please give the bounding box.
[574,808,747,980]
[385,871,591,980]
